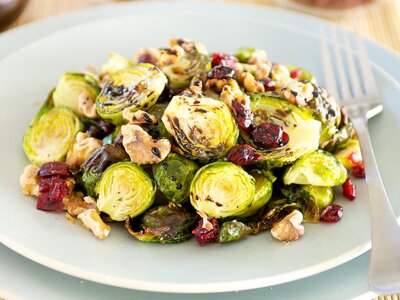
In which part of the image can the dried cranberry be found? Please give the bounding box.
[251,122,289,149]
[192,218,219,247]
[207,66,235,80]
[37,192,65,211]
[37,176,68,212]
[231,100,254,134]
[348,151,362,166]
[137,53,158,65]
[210,52,238,69]
[342,178,356,200]
[227,144,262,167]
[320,204,343,223]
[352,165,365,178]
[259,78,276,92]
[290,69,302,80]
[38,162,70,177]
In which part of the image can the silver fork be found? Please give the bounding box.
[320,26,400,294]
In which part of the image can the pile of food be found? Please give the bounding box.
[20,38,365,246]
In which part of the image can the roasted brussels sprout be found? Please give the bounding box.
[218,220,252,243]
[283,149,347,186]
[249,92,321,168]
[162,94,239,161]
[81,144,129,196]
[53,72,100,115]
[146,103,171,138]
[190,162,255,218]
[152,153,199,204]
[23,106,83,165]
[125,204,197,243]
[96,63,167,125]
[237,169,273,217]
[101,53,132,76]
[234,47,266,63]
[96,161,156,221]
[282,185,334,223]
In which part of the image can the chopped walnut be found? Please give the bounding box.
[65,132,102,169]
[271,210,304,242]
[20,165,39,196]
[122,109,157,125]
[78,92,98,118]
[121,124,171,165]
[238,72,265,93]
[270,64,291,87]
[78,208,110,240]
[159,45,184,66]
[198,211,214,231]
[219,79,250,108]
[63,191,98,216]
[280,79,315,107]
[169,38,208,55]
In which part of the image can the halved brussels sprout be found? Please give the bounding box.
[125,204,197,244]
[23,106,83,165]
[237,169,273,218]
[162,94,239,161]
[53,72,100,115]
[190,162,255,218]
[333,138,362,170]
[218,220,252,243]
[283,149,347,186]
[96,63,167,125]
[234,47,266,63]
[249,92,321,168]
[282,185,334,223]
[81,144,128,196]
[96,161,155,221]
[285,65,317,83]
[152,153,199,204]
[101,53,132,76]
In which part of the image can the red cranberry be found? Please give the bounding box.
[210,52,238,69]
[352,165,365,178]
[207,66,235,80]
[37,176,68,211]
[251,122,289,149]
[192,218,219,247]
[137,53,158,65]
[37,192,65,212]
[231,100,254,134]
[38,162,70,177]
[342,178,356,200]
[320,204,343,223]
[259,78,276,92]
[348,151,362,166]
[290,69,302,80]
[227,144,263,167]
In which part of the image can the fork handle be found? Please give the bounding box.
[351,116,400,294]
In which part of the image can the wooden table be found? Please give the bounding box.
[3,0,400,53]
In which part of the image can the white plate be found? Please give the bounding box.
[0,1,399,294]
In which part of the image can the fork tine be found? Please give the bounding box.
[320,28,339,100]
[331,26,351,101]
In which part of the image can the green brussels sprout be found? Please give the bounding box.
[237,169,273,218]
[152,153,199,204]
[23,106,83,165]
[96,63,167,125]
[101,53,132,76]
[161,48,209,92]
[146,103,171,138]
[162,94,239,162]
[234,47,268,63]
[53,72,100,115]
[283,149,347,186]
[81,144,129,196]
[190,162,255,218]
[282,185,334,223]
[285,65,317,83]
[218,220,252,243]
[96,161,156,221]
[249,92,321,168]
[125,204,197,244]
[333,138,362,170]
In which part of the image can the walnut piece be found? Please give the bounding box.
[20,165,39,196]
[121,124,171,165]
[238,72,265,93]
[78,92,98,118]
[63,191,97,216]
[122,109,157,125]
[78,208,110,240]
[271,210,304,242]
[65,132,102,169]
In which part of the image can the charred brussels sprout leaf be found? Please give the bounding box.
[190,162,255,218]
[53,72,100,115]
[125,205,197,244]
[96,63,167,125]
[162,94,239,161]
[218,220,252,243]
[249,92,321,168]
[23,106,83,165]
[237,169,273,218]
[152,153,199,204]
[283,149,347,186]
[81,144,128,196]
[96,161,156,221]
